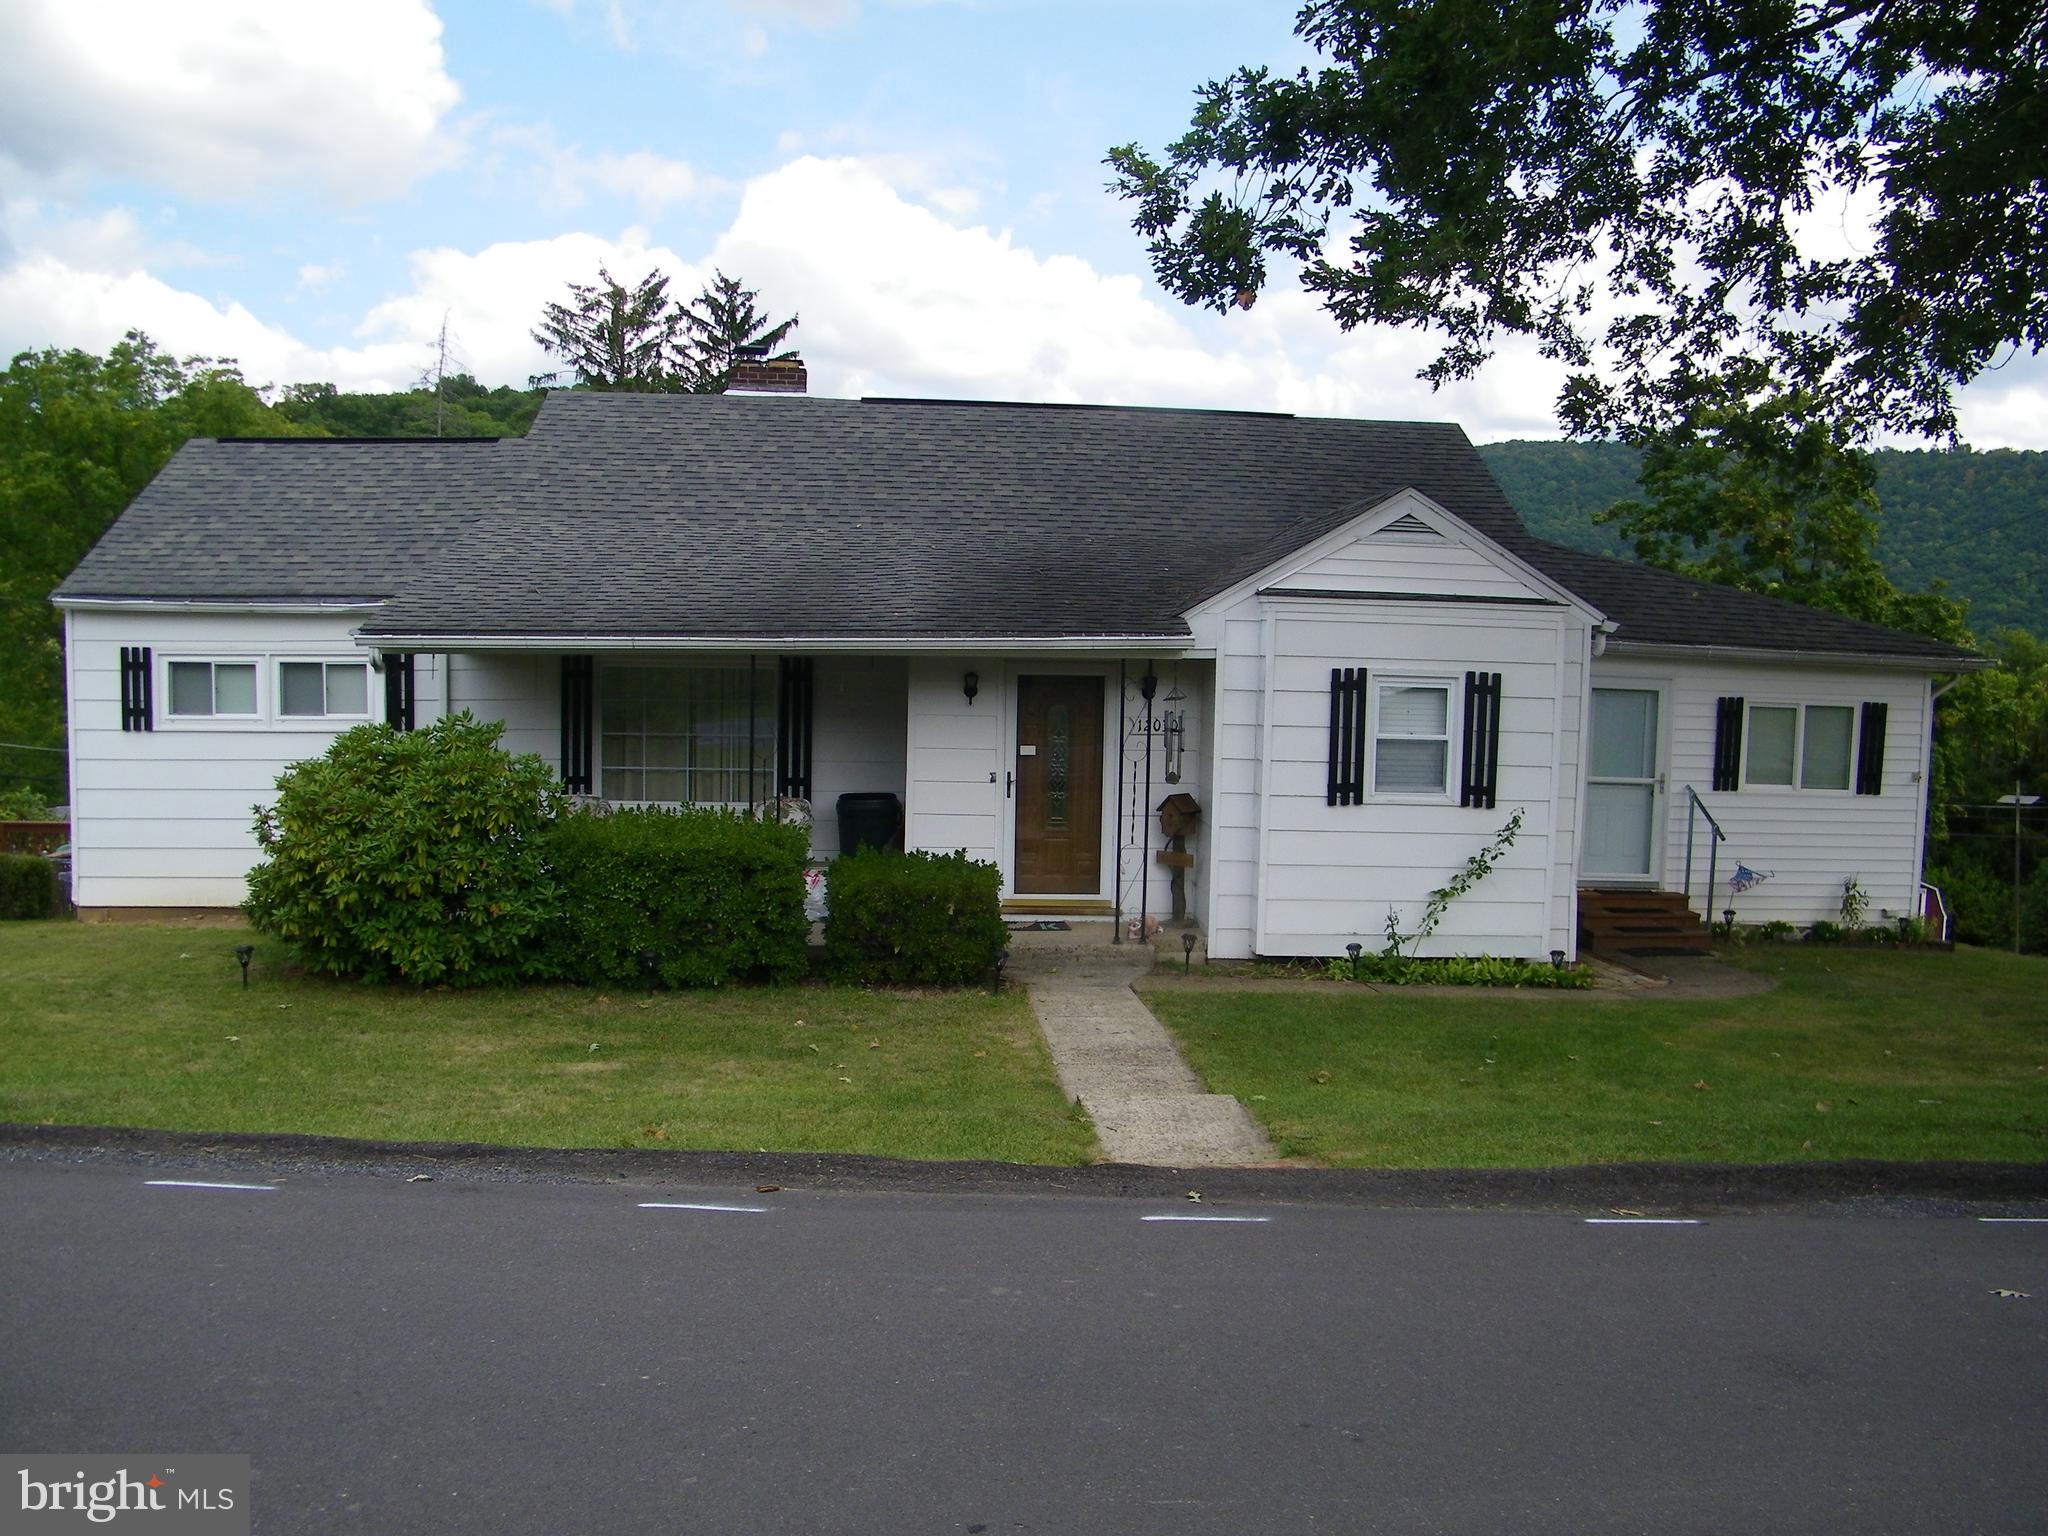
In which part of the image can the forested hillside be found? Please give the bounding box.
[1479,440,2048,638]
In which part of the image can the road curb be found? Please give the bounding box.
[4,1121,2044,1213]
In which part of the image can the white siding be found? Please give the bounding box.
[67,609,402,909]
[809,656,908,858]
[447,653,555,763]
[904,656,1002,863]
[1592,654,1934,927]
[1257,605,1580,960]
[1272,528,1544,601]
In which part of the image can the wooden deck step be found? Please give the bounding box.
[1577,888,1711,957]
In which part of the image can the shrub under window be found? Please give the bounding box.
[542,806,810,987]
[823,848,1007,986]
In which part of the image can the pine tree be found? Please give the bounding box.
[530,266,687,390]
[679,270,799,394]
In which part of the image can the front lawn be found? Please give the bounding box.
[0,922,1094,1165]
[1143,947,2048,1167]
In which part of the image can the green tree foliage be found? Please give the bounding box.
[1927,630,2048,950]
[681,269,800,393]
[1478,440,2048,637]
[243,715,563,985]
[530,264,689,390]
[0,333,309,798]
[1595,390,1970,642]
[276,374,543,438]
[1108,1,2047,441]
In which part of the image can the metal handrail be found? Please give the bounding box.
[1682,786,1726,919]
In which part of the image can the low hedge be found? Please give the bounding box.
[543,806,810,987]
[823,847,1007,986]
[0,853,59,919]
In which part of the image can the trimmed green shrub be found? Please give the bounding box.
[243,714,562,985]
[824,847,1008,986]
[0,853,59,919]
[542,807,810,987]
[1324,952,1592,988]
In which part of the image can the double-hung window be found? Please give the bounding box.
[278,661,371,719]
[1373,680,1453,797]
[1745,703,1855,791]
[166,660,259,719]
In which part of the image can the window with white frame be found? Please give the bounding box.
[166,660,259,718]
[1373,680,1452,796]
[278,660,371,719]
[1745,703,1856,790]
[598,661,776,804]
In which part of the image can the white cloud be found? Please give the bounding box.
[297,262,344,293]
[492,127,719,217]
[0,150,2035,447]
[0,0,461,203]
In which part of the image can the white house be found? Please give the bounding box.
[52,378,1981,959]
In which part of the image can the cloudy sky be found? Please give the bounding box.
[0,0,2038,446]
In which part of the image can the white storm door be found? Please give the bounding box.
[1585,687,1662,881]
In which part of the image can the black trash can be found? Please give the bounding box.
[836,792,902,855]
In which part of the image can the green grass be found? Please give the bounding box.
[0,922,1095,1165]
[1142,947,2048,1167]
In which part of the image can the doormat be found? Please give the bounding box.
[1007,920,1071,931]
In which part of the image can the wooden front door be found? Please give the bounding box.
[1014,674,1104,895]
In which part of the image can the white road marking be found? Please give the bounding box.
[1978,1217,2048,1224]
[1583,1217,1702,1225]
[1141,1214,1272,1224]
[144,1180,276,1192]
[638,1202,770,1213]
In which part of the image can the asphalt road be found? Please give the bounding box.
[3,1159,2045,1535]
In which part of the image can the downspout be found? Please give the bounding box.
[1113,660,1126,944]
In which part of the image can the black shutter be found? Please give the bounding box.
[383,653,416,731]
[1327,667,1369,805]
[1460,671,1503,809]
[1856,701,1888,795]
[777,657,814,799]
[560,655,594,793]
[1712,696,1744,792]
[119,646,153,732]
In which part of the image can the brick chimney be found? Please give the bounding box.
[727,344,807,394]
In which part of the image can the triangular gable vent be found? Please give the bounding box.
[1370,511,1442,542]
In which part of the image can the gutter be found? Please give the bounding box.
[53,597,388,615]
[352,631,1203,656]
[1602,639,1989,673]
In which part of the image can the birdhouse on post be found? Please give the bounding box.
[1155,793,1201,924]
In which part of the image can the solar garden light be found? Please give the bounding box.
[991,950,1007,991]
[638,948,659,990]
[1181,930,1197,971]
[1898,913,1912,943]
[234,943,254,988]
[1345,940,1363,979]
[1723,907,1737,939]
[1550,949,1566,970]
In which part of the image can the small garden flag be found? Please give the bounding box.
[1729,864,1771,894]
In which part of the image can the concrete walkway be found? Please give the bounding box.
[1007,930,1275,1168]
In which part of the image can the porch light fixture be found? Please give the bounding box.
[234,943,254,988]
[1550,949,1566,970]
[1140,671,1158,702]
[962,671,979,705]
[1181,930,1197,971]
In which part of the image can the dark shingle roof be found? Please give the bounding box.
[54,392,1975,665]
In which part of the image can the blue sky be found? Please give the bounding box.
[0,0,2039,445]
